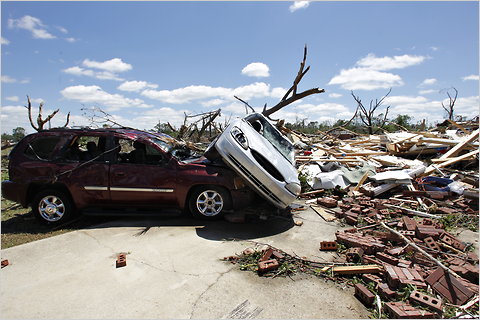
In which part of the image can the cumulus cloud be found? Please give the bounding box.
[65,37,77,43]
[419,89,436,95]
[141,82,272,104]
[289,1,310,12]
[463,74,480,81]
[241,62,270,77]
[383,95,428,105]
[60,85,152,111]
[118,80,158,92]
[201,99,226,107]
[420,78,437,86]
[328,53,427,91]
[63,58,132,81]
[1,75,17,83]
[5,96,19,102]
[357,54,426,71]
[329,68,403,91]
[83,58,132,73]
[329,93,342,98]
[8,15,56,39]
[1,37,10,45]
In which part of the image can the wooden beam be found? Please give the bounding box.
[439,129,479,160]
[424,149,479,176]
[332,265,383,275]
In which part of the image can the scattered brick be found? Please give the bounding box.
[425,268,475,305]
[439,232,466,251]
[116,254,126,268]
[1,259,9,268]
[260,248,274,261]
[415,226,444,240]
[384,265,426,289]
[362,273,382,286]
[317,197,338,208]
[336,232,386,255]
[376,252,399,266]
[423,236,441,253]
[387,247,405,256]
[378,282,397,301]
[354,283,375,306]
[409,290,443,314]
[402,216,417,231]
[346,247,364,262]
[258,259,279,273]
[384,301,436,319]
[320,241,338,251]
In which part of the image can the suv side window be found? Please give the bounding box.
[24,136,63,161]
[116,138,165,165]
[63,135,107,162]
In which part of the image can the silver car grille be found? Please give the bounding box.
[227,154,284,206]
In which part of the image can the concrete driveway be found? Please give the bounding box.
[1,202,370,319]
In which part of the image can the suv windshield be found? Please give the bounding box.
[245,114,295,164]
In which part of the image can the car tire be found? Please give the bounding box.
[32,189,76,225]
[189,186,231,220]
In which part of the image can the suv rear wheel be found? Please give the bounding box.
[189,186,231,220]
[32,189,75,225]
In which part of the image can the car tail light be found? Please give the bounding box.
[231,126,248,149]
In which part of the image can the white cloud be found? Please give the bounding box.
[329,53,427,91]
[463,75,480,81]
[430,46,439,51]
[1,75,17,83]
[328,93,342,98]
[233,82,270,100]
[420,78,437,86]
[289,1,310,12]
[1,37,10,45]
[61,85,153,111]
[241,62,270,77]
[5,96,19,102]
[357,53,426,71]
[270,87,288,99]
[201,99,226,107]
[82,58,132,73]
[65,37,77,43]
[63,66,124,81]
[328,68,403,90]
[8,15,56,39]
[117,80,158,92]
[57,26,68,34]
[419,89,436,95]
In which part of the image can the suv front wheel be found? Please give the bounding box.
[32,189,75,225]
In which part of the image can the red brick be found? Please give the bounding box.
[362,255,383,266]
[320,241,338,251]
[384,301,436,319]
[409,290,443,314]
[345,215,358,226]
[402,216,417,231]
[378,282,397,300]
[259,248,273,261]
[271,250,285,260]
[1,260,9,268]
[387,247,405,256]
[385,265,426,290]
[258,259,279,273]
[363,217,375,224]
[336,232,386,255]
[346,247,364,262]
[376,252,399,266]
[415,226,444,240]
[412,252,436,268]
[116,254,126,268]
[354,283,375,306]
[317,197,338,208]
[423,237,441,253]
[361,273,382,285]
[426,268,476,305]
[439,232,466,251]
[399,230,415,237]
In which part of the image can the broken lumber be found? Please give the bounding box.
[332,264,383,275]
[439,129,479,160]
[310,205,336,222]
[424,149,479,176]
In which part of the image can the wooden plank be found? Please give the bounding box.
[353,171,371,192]
[448,119,469,134]
[333,265,383,275]
[439,129,479,160]
[424,149,479,176]
[310,205,336,222]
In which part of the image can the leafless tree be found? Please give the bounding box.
[26,96,70,131]
[234,46,325,118]
[350,89,391,134]
[441,87,458,121]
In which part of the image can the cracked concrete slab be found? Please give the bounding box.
[1,202,370,319]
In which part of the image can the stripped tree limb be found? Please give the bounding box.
[26,95,70,131]
[351,89,391,134]
[261,45,325,117]
[234,95,256,114]
[380,222,460,278]
[441,87,458,121]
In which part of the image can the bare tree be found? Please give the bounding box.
[26,96,70,131]
[351,89,391,134]
[262,46,325,117]
[441,87,458,121]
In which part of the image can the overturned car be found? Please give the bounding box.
[205,113,301,209]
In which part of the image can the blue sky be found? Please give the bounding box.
[1,1,479,135]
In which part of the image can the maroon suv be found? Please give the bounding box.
[2,128,254,225]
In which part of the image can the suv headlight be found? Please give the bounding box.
[285,182,301,196]
[231,126,248,150]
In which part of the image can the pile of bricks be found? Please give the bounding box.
[314,194,480,317]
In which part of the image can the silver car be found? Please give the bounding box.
[205,113,301,208]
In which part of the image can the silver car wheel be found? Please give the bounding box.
[38,195,65,222]
[196,190,224,217]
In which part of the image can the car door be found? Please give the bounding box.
[56,133,111,208]
[108,136,178,207]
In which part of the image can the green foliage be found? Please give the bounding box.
[2,127,26,143]
[298,171,311,193]
[440,213,479,232]
[153,122,178,138]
